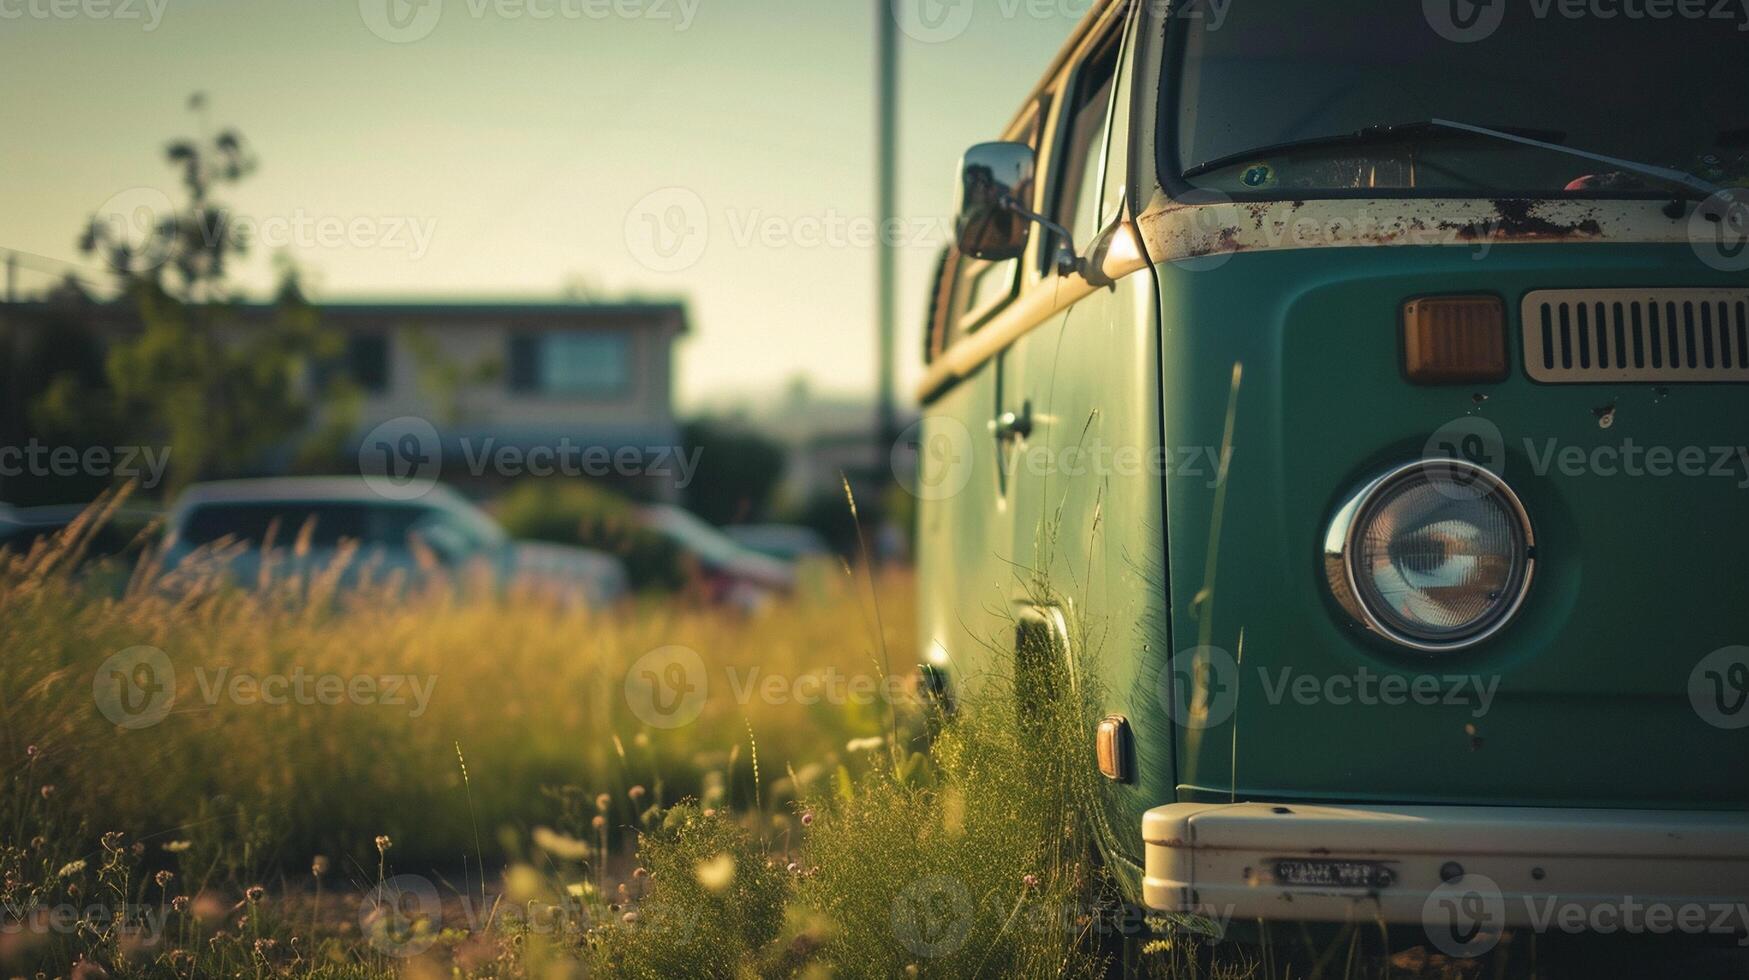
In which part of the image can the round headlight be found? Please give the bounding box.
[1324,460,1535,652]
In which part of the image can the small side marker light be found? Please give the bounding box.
[1096,715,1131,783]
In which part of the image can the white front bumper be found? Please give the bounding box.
[1143,802,1749,931]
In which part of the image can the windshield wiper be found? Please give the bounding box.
[1183,118,1723,201]
[1429,118,1721,201]
[1181,121,1562,179]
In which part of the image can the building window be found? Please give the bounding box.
[348,335,391,394]
[313,334,390,395]
[509,330,631,397]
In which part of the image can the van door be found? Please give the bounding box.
[914,103,1049,701]
[1003,9,1173,870]
[1006,25,1123,584]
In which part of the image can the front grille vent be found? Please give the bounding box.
[1522,289,1749,383]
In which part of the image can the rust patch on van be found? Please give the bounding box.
[1485,199,1604,239]
[1139,195,1671,264]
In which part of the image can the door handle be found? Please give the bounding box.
[991,400,1033,442]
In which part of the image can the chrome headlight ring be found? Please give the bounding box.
[1324,459,1536,654]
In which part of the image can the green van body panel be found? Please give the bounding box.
[1155,241,1748,814]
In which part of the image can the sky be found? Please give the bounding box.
[0,0,1084,408]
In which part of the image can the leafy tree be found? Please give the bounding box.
[32,94,348,497]
[401,326,503,426]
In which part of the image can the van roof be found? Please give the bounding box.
[1001,0,1120,138]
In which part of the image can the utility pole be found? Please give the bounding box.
[2,251,16,502]
[875,0,900,463]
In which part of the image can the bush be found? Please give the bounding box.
[494,479,686,593]
[586,806,793,978]
[679,419,787,527]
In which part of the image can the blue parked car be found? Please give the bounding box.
[163,478,627,607]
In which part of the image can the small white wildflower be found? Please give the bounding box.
[695,854,735,893]
[532,827,592,861]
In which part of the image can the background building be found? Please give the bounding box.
[0,296,690,503]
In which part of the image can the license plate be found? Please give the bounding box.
[1272,859,1395,889]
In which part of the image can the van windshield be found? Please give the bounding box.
[1170,0,1748,197]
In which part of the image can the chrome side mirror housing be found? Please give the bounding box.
[953,141,1080,276]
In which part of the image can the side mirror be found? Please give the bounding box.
[954,141,1036,261]
[952,141,1081,276]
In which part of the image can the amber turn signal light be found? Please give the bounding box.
[1403,296,1509,384]
[1095,715,1131,783]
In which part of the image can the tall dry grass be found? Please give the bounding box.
[1,495,908,875]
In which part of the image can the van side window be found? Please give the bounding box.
[925,245,962,362]
[1098,14,1136,231]
[1052,36,1120,258]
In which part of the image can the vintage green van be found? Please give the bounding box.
[914,0,1748,949]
